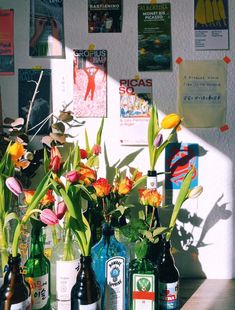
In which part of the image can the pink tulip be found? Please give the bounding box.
[5,177,23,197]
[92,144,101,156]
[40,209,59,225]
[66,170,80,183]
[154,134,163,148]
[56,201,67,220]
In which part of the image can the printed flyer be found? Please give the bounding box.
[29,0,65,57]
[194,0,229,50]
[165,143,199,190]
[119,78,152,145]
[73,49,107,118]
[177,60,227,128]
[18,69,51,135]
[138,3,172,71]
[0,9,14,75]
[88,0,122,33]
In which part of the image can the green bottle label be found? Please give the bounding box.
[26,274,49,309]
[132,273,155,310]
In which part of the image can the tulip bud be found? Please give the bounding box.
[188,185,203,199]
[40,209,59,225]
[56,201,67,220]
[80,149,88,159]
[66,170,80,183]
[154,134,163,148]
[6,177,23,197]
[92,144,101,156]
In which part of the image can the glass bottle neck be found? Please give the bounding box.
[6,254,25,283]
[30,228,44,256]
[161,241,175,264]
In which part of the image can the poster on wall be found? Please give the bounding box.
[0,9,14,76]
[18,69,51,135]
[165,143,199,190]
[177,60,227,128]
[73,49,107,118]
[29,0,65,57]
[119,78,152,145]
[138,3,172,71]
[194,0,229,50]
[88,0,122,33]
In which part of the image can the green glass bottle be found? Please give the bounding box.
[24,225,51,310]
[129,257,158,310]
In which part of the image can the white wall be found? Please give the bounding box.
[1,0,235,279]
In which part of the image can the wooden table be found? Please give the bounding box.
[180,279,235,309]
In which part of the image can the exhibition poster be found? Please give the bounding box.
[0,9,14,75]
[73,49,107,118]
[119,78,152,145]
[88,0,122,33]
[165,143,199,190]
[18,69,51,135]
[29,0,65,57]
[178,60,227,128]
[138,3,172,71]
[194,0,229,50]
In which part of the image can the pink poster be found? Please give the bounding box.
[73,49,107,118]
[0,9,14,75]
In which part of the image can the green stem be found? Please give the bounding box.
[51,225,58,246]
[11,223,21,257]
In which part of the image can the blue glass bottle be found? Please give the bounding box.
[91,223,129,310]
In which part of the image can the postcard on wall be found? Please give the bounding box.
[165,143,199,190]
[73,50,107,118]
[18,69,51,135]
[119,78,152,145]
[138,3,172,71]
[88,0,122,33]
[178,60,227,128]
[29,0,65,57]
[194,0,229,50]
[0,9,14,76]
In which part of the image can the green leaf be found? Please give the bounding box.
[96,117,104,145]
[148,105,159,170]
[3,212,19,229]
[117,148,144,170]
[72,143,80,170]
[152,226,170,237]
[135,239,148,260]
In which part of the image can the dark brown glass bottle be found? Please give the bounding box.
[71,255,100,310]
[158,240,179,310]
[0,254,31,309]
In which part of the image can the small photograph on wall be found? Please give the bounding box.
[165,143,199,190]
[0,9,14,76]
[29,0,65,58]
[194,0,229,50]
[73,49,107,118]
[18,69,51,135]
[88,0,122,33]
[177,60,227,128]
[119,78,152,145]
[138,3,172,71]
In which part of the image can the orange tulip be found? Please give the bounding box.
[78,164,97,186]
[23,190,35,205]
[40,190,55,206]
[118,177,133,195]
[93,178,111,198]
[139,189,162,208]
[8,142,25,162]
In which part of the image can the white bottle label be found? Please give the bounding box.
[132,273,155,310]
[26,274,49,309]
[105,256,125,310]
[10,296,31,310]
[56,259,80,300]
[79,300,100,309]
[159,281,179,309]
[147,176,157,190]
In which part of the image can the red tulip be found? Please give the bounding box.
[80,149,88,159]
[92,144,101,156]
[40,209,59,225]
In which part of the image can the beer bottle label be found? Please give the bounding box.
[132,273,155,310]
[10,296,31,309]
[56,259,80,300]
[159,281,179,309]
[79,300,100,309]
[26,274,49,309]
[105,256,125,310]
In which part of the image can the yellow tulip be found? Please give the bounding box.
[161,113,181,129]
[8,142,25,163]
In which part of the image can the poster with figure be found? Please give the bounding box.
[119,78,152,145]
[138,3,172,71]
[29,0,65,57]
[177,60,227,128]
[73,49,107,118]
[194,0,229,50]
[18,69,51,135]
[0,9,14,75]
[88,0,122,33]
[165,143,199,190]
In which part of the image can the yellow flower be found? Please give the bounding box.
[161,113,181,129]
[139,189,162,208]
[8,142,25,163]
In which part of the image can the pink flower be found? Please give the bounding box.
[56,201,67,220]
[40,209,59,225]
[66,170,80,183]
[92,144,101,156]
[5,177,23,197]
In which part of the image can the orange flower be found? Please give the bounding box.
[23,190,35,205]
[93,178,111,198]
[118,177,133,195]
[78,164,97,186]
[40,190,55,206]
[8,142,25,162]
[139,189,162,208]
